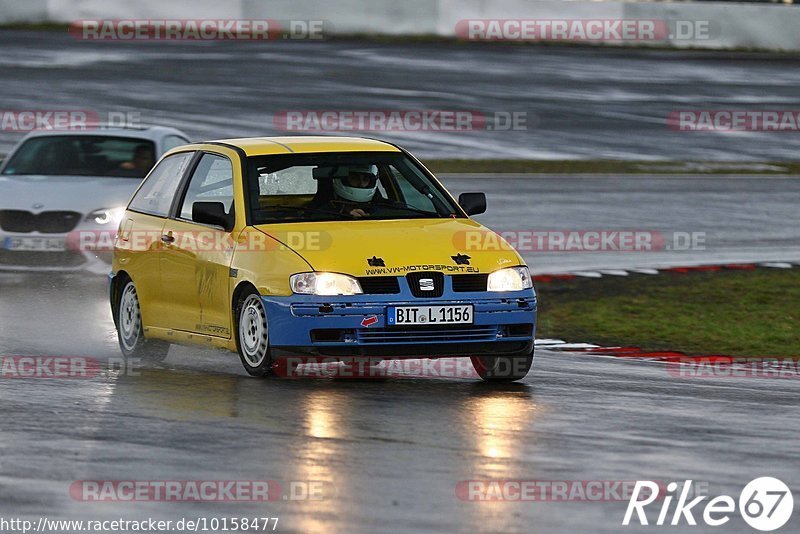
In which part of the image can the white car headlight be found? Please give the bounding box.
[290,272,363,296]
[86,207,126,226]
[487,266,533,292]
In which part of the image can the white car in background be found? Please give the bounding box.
[0,126,189,272]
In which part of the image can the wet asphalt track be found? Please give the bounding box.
[443,174,800,273]
[1,272,800,534]
[2,31,800,160]
[2,30,800,533]
[1,173,799,532]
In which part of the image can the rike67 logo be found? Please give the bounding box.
[624,478,793,531]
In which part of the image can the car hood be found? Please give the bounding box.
[0,174,142,213]
[253,218,524,276]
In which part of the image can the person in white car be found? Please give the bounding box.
[0,126,189,272]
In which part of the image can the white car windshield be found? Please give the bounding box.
[2,135,157,178]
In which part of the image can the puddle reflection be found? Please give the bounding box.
[97,366,537,530]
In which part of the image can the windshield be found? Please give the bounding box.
[1,135,157,178]
[246,152,462,224]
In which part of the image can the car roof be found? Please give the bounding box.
[18,126,188,142]
[195,136,401,157]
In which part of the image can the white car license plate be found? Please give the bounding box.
[387,305,473,326]
[3,237,67,251]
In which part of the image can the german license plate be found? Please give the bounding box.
[3,236,67,251]
[387,305,473,326]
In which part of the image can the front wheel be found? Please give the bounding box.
[235,290,274,377]
[471,350,534,382]
[116,279,169,362]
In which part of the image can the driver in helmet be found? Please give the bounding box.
[329,164,380,218]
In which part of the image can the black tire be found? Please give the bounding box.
[471,349,534,382]
[115,278,169,362]
[234,288,274,377]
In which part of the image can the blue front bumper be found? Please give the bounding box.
[262,284,536,358]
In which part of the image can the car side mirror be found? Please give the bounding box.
[192,201,233,232]
[458,192,487,216]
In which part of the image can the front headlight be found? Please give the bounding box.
[290,272,363,296]
[85,207,126,226]
[487,266,533,292]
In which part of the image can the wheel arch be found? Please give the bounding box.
[231,280,260,327]
[109,270,133,329]
[231,280,272,371]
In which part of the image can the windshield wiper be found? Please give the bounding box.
[386,202,447,217]
[263,205,357,219]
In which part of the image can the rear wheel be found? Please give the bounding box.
[235,289,274,377]
[116,279,169,362]
[471,349,533,382]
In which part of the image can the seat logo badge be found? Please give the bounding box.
[419,278,435,291]
[361,315,378,327]
[367,256,385,267]
[452,253,471,265]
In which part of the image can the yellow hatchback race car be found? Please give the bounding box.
[110,137,537,381]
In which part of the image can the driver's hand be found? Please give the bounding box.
[349,208,368,218]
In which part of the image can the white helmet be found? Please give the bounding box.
[333,165,378,203]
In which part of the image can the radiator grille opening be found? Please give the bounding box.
[357,276,401,294]
[358,325,498,344]
[452,274,489,292]
[0,210,82,234]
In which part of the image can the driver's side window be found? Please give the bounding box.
[179,153,234,222]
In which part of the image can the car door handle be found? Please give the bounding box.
[161,233,175,244]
